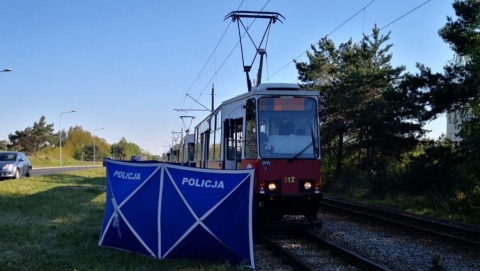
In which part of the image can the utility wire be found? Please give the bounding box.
[327,0,376,37]
[174,0,246,111]
[267,0,432,82]
[380,0,431,31]
[172,0,247,134]
[267,0,376,81]
[182,0,271,111]
[195,0,272,99]
[176,0,428,114]
[167,0,431,152]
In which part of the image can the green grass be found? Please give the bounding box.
[0,169,246,271]
[29,154,95,168]
[323,177,480,226]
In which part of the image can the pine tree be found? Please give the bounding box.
[8,116,55,153]
[296,26,425,185]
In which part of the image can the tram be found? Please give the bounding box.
[172,11,323,223]
[193,82,322,222]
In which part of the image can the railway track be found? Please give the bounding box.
[321,196,480,249]
[255,229,389,271]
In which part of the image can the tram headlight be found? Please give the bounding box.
[299,179,315,192]
[264,181,280,194]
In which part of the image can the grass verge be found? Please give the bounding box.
[323,177,480,226]
[0,169,244,271]
[29,154,95,168]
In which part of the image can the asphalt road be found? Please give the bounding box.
[32,166,101,177]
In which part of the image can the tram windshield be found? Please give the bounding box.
[257,97,319,159]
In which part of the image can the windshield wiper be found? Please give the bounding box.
[287,141,313,163]
[287,126,317,163]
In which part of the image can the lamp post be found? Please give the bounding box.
[93,128,104,166]
[59,110,76,166]
[0,68,12,72]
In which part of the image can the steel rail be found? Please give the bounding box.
[298,230,390,271]
[256,230,390,271]
[255,231,317,271]
[322,196,480,248]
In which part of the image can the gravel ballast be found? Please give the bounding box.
[312,212,480,271]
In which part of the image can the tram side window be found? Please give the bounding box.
[201,132,208,167]
[178,147,183,163]
[208,113,222,162]
[208,129,215,161]
[213,129,221,160]
[226,118,243,161]
[214,111,222,161]
[194,127,200,162]
[245,98,258,159]
[188,143,194,162]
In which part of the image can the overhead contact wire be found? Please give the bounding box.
[194,0,271,99]
[269,0,432,82]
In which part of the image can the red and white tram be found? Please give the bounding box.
[193,83,322,222]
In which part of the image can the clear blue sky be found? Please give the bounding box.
[0,0,455,155]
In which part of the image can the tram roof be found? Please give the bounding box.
[194,82,320,132]
[221,83,319,105]
[251,83,300,91]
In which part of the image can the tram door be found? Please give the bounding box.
[224,118,243,169]
[199,131,209,168]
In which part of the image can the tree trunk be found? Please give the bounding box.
[335,132,344,178]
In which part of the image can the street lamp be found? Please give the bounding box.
[93,128,104,166]
[59,110,76,166]
[0,68,12,72]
